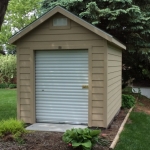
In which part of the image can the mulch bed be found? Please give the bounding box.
[0,109,128,150]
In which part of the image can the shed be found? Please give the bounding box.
[9,6,126,128]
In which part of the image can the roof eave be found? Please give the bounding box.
[9,6,61,44]
[111,38,126,50]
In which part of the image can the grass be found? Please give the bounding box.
[115,112,150,150]
[0,89,17,121]
[1,88,150,149]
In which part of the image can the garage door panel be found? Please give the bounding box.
[36,51,87,56]
[36,83,86,86]
[37,107,88,114]
[36,95,88,99]
[36,97,88,100]
[36,76,88,80]
[36,102,88,107]
[36,57,88,61]
[36,102,88,106]
[36,73,88,77]
[36,87,88,90]
[37,105,87,111]
[36,91,88,96]
[36,107,88,112]
[37,118,87,124]
[37,115,88,119]
[36,71,88,74]
[35,88,89,92]
[36,90,88,94]
[35,50,88,124]
[36,64,88,68]
[36,112,88,116]
[35,78,88,84]
[36,80,88,83]
[36,68,87,71]
[37,114,88,119]
[36,60,88,64]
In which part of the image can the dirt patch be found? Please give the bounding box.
[134,95,150,115]
[0,109,128,150]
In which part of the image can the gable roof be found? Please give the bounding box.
[9,6,126,49]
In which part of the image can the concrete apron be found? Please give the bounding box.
[26,123,87,132]
[132,87,150,98]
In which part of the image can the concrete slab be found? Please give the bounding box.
[132,87,150,98]
[26,123,87,132]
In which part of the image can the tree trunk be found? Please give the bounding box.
[0,0,9,28]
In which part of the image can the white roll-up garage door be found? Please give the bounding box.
[35,50,88,124]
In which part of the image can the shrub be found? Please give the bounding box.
[122,94,136,109]
[62,128,100,150]
[0,55,16,84]
[0,119,27,140]
[9,84,17,89]
[0,83,9,88]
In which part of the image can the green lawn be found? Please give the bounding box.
[115,112,150,150]
[0,89,17,121]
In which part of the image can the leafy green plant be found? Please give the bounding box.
[0,118,27,140]
[9,84,17,89]
[62,128,100,150]
[122,94,136,109]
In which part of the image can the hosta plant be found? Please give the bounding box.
[62,128,100,150]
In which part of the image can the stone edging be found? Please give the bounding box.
[109,107,134,150]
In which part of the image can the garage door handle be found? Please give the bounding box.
[82,85,88,89]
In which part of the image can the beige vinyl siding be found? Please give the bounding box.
[107,43,122,126]
[18,48,31,123]
[17,14,106,126]
[21,33,101,42]
[18,40,103,48]
[20,14,102,42]
[91,47,105,127]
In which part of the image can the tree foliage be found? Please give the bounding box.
[41,0,150,86]
[0,55,16,84]
[0,0,42,54]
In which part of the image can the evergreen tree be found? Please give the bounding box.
[41,0,150,86]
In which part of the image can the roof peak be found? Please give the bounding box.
[9,5,125,49]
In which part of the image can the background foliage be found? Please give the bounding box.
[0,0,150,87]
[0,0,42,54]
[41,0,150,87]
[0,55,16,84]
